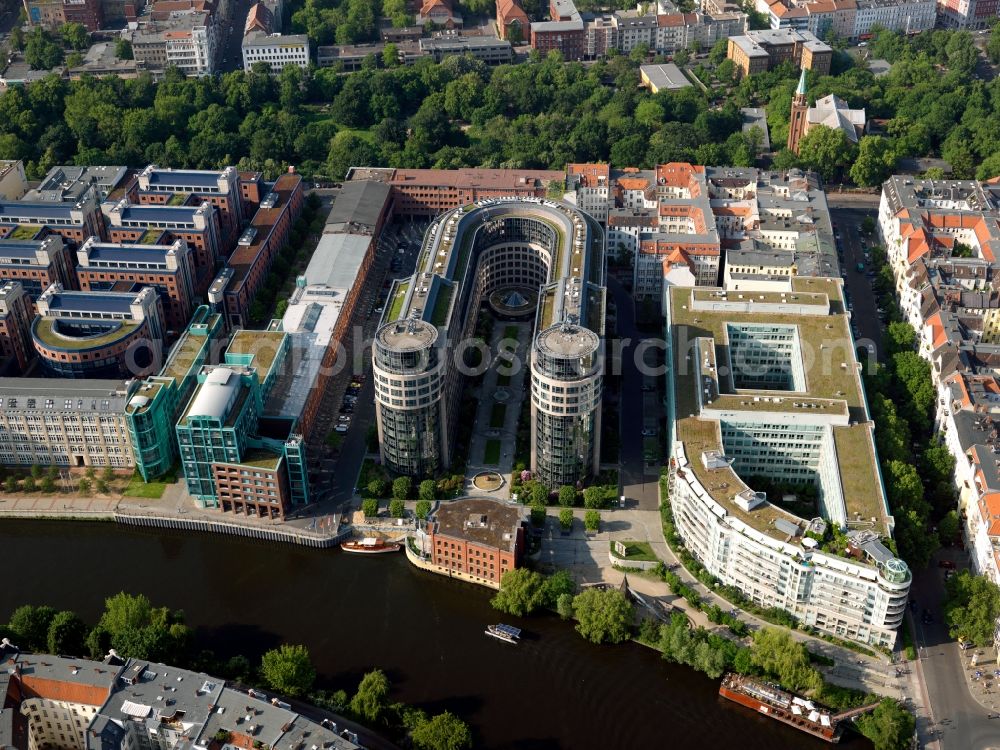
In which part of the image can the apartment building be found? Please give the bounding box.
[727,28,832,77]
[130,6,219,76]
[0,645,362,750]
[805,0,857,39]
[217,172,302,328]
[0,192,105,246]
[102,199,222,297]
[75,237,196,333]
[0,236,75,302]
[530,20,586,59]
[666,279,911,647]
[130,165,245,252]
[0,281,35,373]
[938,0,1000,28]
[31,284,165,379]
[374,198,605,486]
[878,176,1000,597]
[242,32,310,70]
[852,0,936,36]
[564,163,610,223]
[419,497,526,589]
[26,165,128,204]
[0,378,137,467]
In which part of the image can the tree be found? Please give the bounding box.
[526,480,549,505]
[9,25,24,52]
[529,502,546,526]
[362,498,379,518]
[796,125,856,181]
[850,136,895,187]
[326,132,378,180]
[351,669,391,724]
[410,711,472,750]
[30,465,42,479]
[382,43,400,68]
[491,568,546,616]
[557,485,577,507]
[115,38,133,60]
[8,605,57,650]
[938,509,960,545]
[418,479,437,503]
[572,588,633,644]
[24,29,64,70]
[365,477,388,498]
[260,644,316,697]
[60,22,89,50]
[856,698,915,750]
[584,510,600,532]
[749,628,822,692]
[392,476,411,501]
[102,465,115,483]
[47,610,88,655]
[541,569,575,608]
[944,570,1000,645]
[99,592,152,636]
[556,593,574,619]
[415,499,432,520]
[95,479,109,494]
[558,507,574,530]
[583,486,606,509]
[389,498,405,518]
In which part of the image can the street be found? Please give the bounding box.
[831,206,885,361]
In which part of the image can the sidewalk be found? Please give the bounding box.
[958,645,1000,713]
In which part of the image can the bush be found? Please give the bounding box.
[530,503,546,526]
[583,486,606,509]
[418,479,437,502]
[362,498,379,518]
[389,499,405,518]
[557,485,577,507]
[392,476,412,501]
[367,478,389,498]
[584,510,600,532]
[558,507,573,530]
[415,499,432,520]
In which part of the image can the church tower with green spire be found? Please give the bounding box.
[787,67,809,154]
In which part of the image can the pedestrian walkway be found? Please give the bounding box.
[465,321,530,498]
[959,645,1000,713]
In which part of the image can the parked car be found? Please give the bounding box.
[335,424,349,433]
[641,428,658,437]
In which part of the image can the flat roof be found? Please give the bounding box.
[0,378,133,410]
[640,63,691,90]
[432,497,524,552]
[45,291,138,315]
[226,329,286,375]
[389,167,562,189]
[325,180,390,231]
[669,279,888,538]
[84,244,175,265]
[304,233,371,289]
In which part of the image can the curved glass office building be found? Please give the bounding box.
[373,199,606,485]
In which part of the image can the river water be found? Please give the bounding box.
[1,520,869,749]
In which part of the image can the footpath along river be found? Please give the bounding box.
[0,519,870,749]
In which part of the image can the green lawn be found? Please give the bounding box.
[611,540,657,562]
[502,325,520,341]
[489,403,506,429]
[123,472,174,499]
[483,439,502,465]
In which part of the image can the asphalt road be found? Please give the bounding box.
[217,0,254,72]
[908,550,998,750]
[607,273,660,512]
[832,206,885,360]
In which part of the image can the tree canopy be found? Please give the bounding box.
[491,568,546,616]
[410,711,473,750]
[260,644,317,697]
[944,571,1000,646]
[572,588,633,644]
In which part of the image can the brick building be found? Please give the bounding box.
[218,171,303,328]
[0,281,35,373]
[530,19,585,59]
[496,0,529,41]
[0,236,75,302]
[75,237,196,333]
[425,497,526,588]
[727,28,831,77]
[0,192,105,246]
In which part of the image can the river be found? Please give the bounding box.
[0,520,870,749]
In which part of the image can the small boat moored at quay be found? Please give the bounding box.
[340,537,402,554]
[485,624,521,644]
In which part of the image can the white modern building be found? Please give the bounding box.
[666,279,911,647]
[852,0,936,36]
[242,32,311,70]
